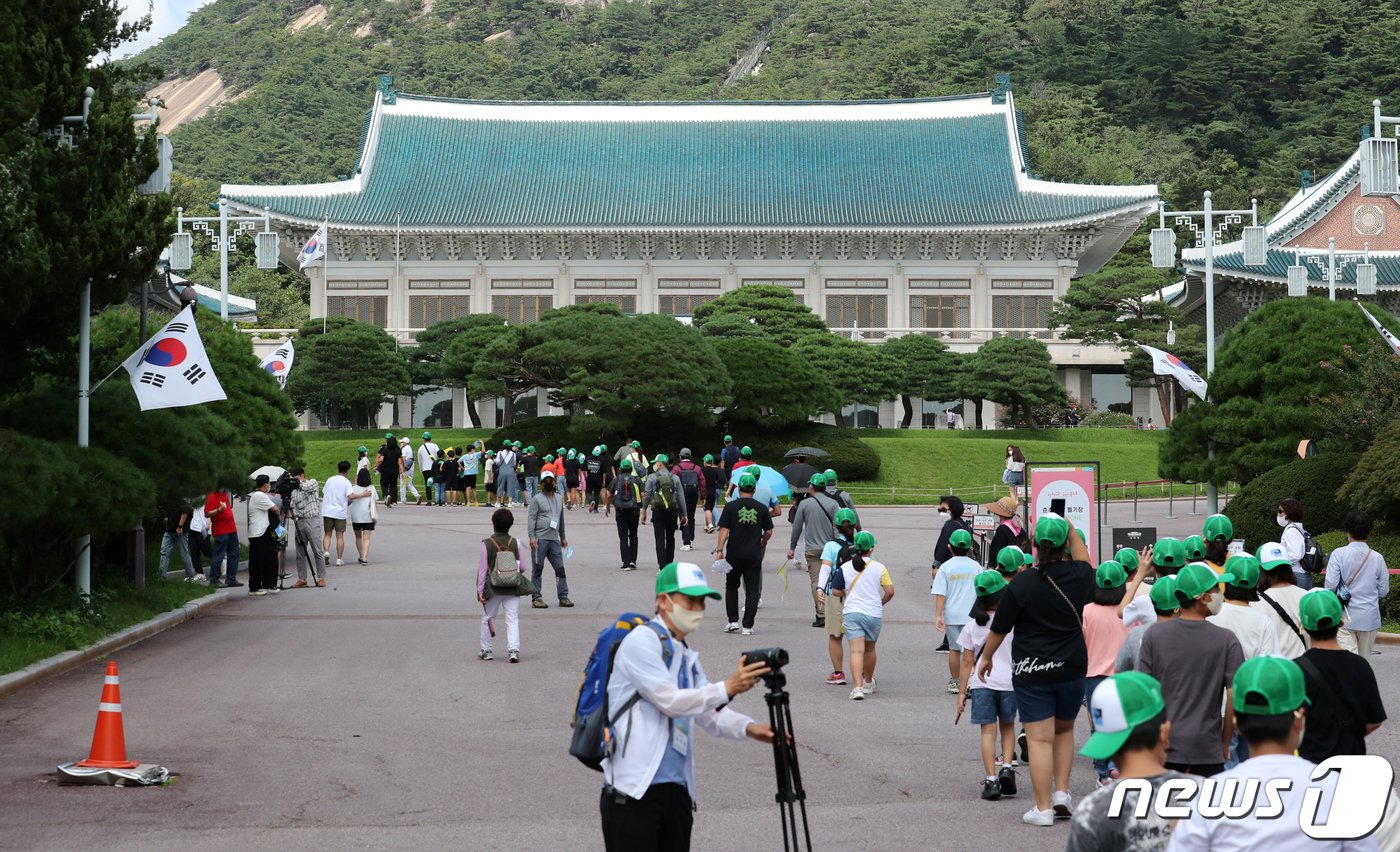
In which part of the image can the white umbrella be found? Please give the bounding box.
[249,465,286,480]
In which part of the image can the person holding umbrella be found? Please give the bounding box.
[780,452,820,512]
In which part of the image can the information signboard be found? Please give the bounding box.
[1027,463,1101,563]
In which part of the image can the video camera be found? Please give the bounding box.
[743,647,789,671]
[273,471,296,501]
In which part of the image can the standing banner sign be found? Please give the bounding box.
[1027,463,1101,564]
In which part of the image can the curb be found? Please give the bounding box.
[0,590,230,700]
[1379,632,1400,646]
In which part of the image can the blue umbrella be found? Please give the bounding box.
[744,464,793,500]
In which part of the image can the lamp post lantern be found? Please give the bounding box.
[1150,194,1267,513]
[168,204,280,321]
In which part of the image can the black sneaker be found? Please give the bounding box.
[936,636,950,653]
[998,765,1017,796]
[981,778,1002,801]
[225,580,244,588]
[812,616,825,628]
[1017,730,1030,764]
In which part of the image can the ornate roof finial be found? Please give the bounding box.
[378,75,397,105]
[991,73,1012,104]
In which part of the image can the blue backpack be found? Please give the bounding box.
[569,613,672,771]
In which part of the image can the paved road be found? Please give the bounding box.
[3,504,1397,850]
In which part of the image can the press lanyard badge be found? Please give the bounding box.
[672,662,691,757]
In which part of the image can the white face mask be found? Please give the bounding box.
[1204,593,1223,616]
[667,596,704,634]
[1276,513,1288,528]
[938,509,950,519]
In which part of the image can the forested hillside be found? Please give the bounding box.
[139,0,1399,212]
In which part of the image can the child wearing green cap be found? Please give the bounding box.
[1294,589,1387,765]
[1138,563,1245,777]
[1067,672,1192,852]
[933,528,982,695]
[1116,577,1179,674]
[956,571,1019,801]
[1170,657,1379,849]
[1208,555,1279,661]
[1082,561,1131,786]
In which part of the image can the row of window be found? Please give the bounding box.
[327,293,1054,333]
[397,277,1026,290]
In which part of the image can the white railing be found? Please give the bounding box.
[828,327,1061,342]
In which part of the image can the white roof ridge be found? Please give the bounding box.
[380,96,1007,123]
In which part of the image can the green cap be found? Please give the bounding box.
[1095,560,1128,589]
[525,445,535,453]
[824,469,837,485]
[975,570,1008,596]
[834,507,858,527]
[557,446,566,454]
[567,449,576,459]
[1023,551,1035,566]
[809,473,827,487]
[1184,535,1207,562]
[358,445,367,453]
[1081,672,1166,760]
[737,473,757,491]
[620,459,632,471]
[1257,542,1291,572]
[600,445,608,452]
[654,454,669,465]
[852,531,876,553]
[385,432,393,439]
[544,454,555,462]
[949,529,973,551]
[1114,547,1140,573]
[422,431,431,440]
[1299,589,1345,631]
[1233,656,1309,715]
[996,545,1025,576]
[1225,555,1261,590]
[740,445,753,457]
[630,440,641,448]
[724,434,733,442]
[656,562,721,600]
[1203,514,1234,542]
[1034,515,1069,548]
[1176,562,1232,600]
[513,440,522,448]
[703,453,714,463]
[503,438,512,447]
[1149,576,1179,612]
[1152,538,1187,570]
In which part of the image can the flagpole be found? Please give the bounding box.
[76,279,92,597]
[322,215,329,335]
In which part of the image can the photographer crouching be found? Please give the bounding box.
[601,562,776,851]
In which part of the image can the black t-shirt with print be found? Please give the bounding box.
[1296,648,1388,763]
[718,497,773,565]
[990,559,1095,685]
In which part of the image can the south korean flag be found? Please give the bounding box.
[258,339,295,389]
[121,305,228,411]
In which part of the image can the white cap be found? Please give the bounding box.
[540,470,556,480]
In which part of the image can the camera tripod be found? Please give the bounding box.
[762,670,812,852]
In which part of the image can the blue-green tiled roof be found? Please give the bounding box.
[1188,247,1400,285]
[223,95,1156,231]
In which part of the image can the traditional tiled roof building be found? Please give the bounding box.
[224,77,1160,427]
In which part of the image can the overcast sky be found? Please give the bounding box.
[114,0,213,58]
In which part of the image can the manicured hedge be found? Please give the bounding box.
[1079,411,1137,428]
[1224,453,1360,550]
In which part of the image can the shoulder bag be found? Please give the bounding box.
[1335,550,1372,607]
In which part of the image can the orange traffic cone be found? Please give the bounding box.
[74,661,140,769]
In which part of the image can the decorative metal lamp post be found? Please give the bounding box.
[167,204,280,321]
[1150,194,1267,514]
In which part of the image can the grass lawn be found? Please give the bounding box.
[0,576,214,676]
[843,428,1166,505]
[299,429,494,484]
